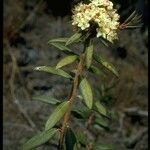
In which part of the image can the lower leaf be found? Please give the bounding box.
[65,127,77,150]
[22,128,58,150]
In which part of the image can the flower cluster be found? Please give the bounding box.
[72,0,120,42]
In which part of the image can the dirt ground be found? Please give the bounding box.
[3,0,148,150]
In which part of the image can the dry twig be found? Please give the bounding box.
[124,127,148,148]
[123,107,148,117]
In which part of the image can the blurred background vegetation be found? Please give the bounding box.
[3,0,148,149]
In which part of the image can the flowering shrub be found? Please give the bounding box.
[22,0,142,150]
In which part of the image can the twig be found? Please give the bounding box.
[14,99,38,131]
[86,143,93,150]
[4,40,38,131]
[124,127,148,148]
[87,113,95,129]
[117,112,125,136]
[4,39,30,98]
[123,107,148,117]
[8,0,44,40]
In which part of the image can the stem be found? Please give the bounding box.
[58,50,86,150]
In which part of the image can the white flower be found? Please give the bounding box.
[72,0,120,42]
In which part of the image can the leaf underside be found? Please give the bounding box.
[34,66,72,79]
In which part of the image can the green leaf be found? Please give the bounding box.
[94,114,109,130]
[76,131,87,146]
[45,101,70,130]
[124,25,142,29]
[50,42,71,51]
[48,37,68,43]
[34,66,72,79]
[22,128,58,150]
[65,127,77,150]
[100,37,111,46]
[71,109,84,119]
[89,65,105,76]
[66,32,82,46]
[86,41,94,69]
[56,55,78,69]
[49,42,76,55]
[124,10,136,24]
[94,54,119,77]
[95,101,108,117]
[32,95,60,105]
[79,78,93,109]
[120,10,142,30]
[71,107,91,119]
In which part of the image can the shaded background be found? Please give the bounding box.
[3,0,148,149]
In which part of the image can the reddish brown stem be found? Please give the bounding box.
[58,53,86,150]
